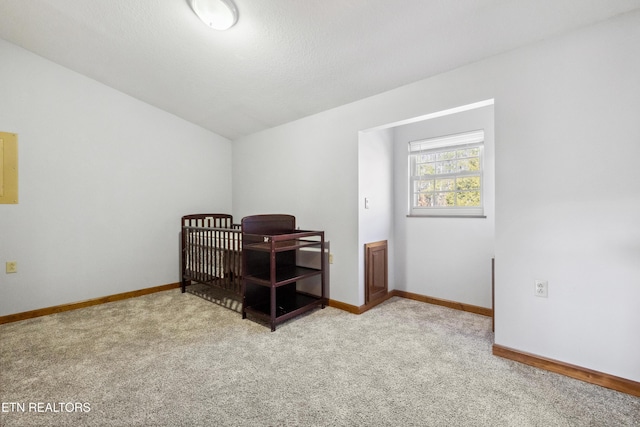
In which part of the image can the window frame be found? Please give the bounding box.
[408,130,485,218]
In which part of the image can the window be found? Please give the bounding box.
[409,130,484,217]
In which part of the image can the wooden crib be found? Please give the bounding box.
[181,214,242,309]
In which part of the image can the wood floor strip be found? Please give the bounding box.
[329,291,394,314]
[493,344,640,397]
[392,290,493,317]
[327,299,361,314]
[0,282,181,324]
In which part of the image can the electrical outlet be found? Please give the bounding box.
[534,280,548,298]
[6,261,17,274]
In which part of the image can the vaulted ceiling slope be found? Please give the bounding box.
[1,0,639,140]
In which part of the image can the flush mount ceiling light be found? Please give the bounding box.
[188,0,238,30]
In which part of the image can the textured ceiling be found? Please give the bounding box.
[1,0,639,140]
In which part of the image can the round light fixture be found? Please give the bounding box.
[188,0,238,30]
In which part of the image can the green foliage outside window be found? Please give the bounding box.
[413,146,482,209]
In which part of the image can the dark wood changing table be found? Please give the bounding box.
[241,214,326,331]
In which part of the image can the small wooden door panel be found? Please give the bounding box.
[365,240,388,304]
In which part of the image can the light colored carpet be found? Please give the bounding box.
[1,289,638,426]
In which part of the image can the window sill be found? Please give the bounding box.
[406,215,487,219]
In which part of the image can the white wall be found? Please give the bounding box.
[358,128,395,300]
[231,116,360,304]
[492,12,640,381]
[0,39,232,316]
[393,105,495,308]
[233,10,640,382]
